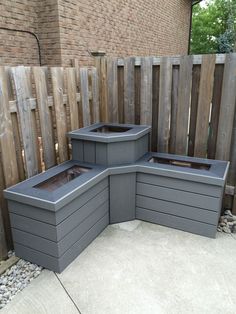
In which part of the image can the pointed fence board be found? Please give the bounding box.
[194,55,216,158]
[80,68,91,127]
[140,57,153,125]
[107,58,118,123]
[216,54,236,161]
[99,57,108,122]
[91,67,100,123]
[175,55,193,155]
[169,65,179,154]
[124,57,135,124]
[11,66,39,177]
[157,57,172,153]
[66,67,79,131]
[33,67,56,169]
[51,67,68,163]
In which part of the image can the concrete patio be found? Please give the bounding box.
[1,220,236,314]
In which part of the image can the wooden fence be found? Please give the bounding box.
[1,53,236,259]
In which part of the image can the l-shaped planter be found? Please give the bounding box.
[4,123,229,273]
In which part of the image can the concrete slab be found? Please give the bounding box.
[58,221,236,314]
[1,270,79,314]
[2,221,236,314]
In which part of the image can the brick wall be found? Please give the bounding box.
[0,0,191,66]
[58,0,191,66]
[0,0,39,66]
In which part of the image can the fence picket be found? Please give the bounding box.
[0,67,19,186]
[188,65,201,156]
[66,67,79,131]
[194,55,216,158]
[140,57,153,125]
[80,68,91,127]
[107,58,118,123]
[208,65,224,159]
[216,54,236,160]
[175,55,193,155]
[33,67,56,169]
[169,65,179,154]
[11,66,39,177]
[124,57,135,124]
[157,57,172,152]
[51,67,68,163]
[91,67,100,123]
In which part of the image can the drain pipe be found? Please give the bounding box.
[188,1,202,54]
[0,27,42,66]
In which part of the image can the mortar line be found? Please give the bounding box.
[54,272,82,314]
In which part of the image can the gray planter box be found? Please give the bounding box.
[4,123,229,273]
[136,153,229,238]
[68,123,151,166]
[4,161,109,273]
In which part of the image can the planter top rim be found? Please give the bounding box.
[67,123,151,143]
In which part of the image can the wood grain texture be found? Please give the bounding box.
[169,65,179,153]
[51,67,68,163]
[107,58,118,123]
[91,67,100,123]
[0,67,19,186]
[118,65,124,123]
[100,57,108,122]
[216,54,236,160]
[66,67,79,130]
[80,68,91,127]
[175,55,193,155]
[11,66,39,177]
[157,57,172,153]
[188,65,201,156]
[140,57,153,125]
[208,65,224,159]
[33,67,56,169]
[194,55,216,158]
[151,65,160,152]
[124,57,135,124]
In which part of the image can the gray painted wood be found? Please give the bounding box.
[10,187,108,241]
[136,182,220,211]
[95,143,108,165]
[137,173,221,197]
[72,140,84,161]
[12,201,109,257]
[110,173,136,223]
[83,141,96,163]
[14,213,109,273]
[136,207,216,238]
[136,195,219,225]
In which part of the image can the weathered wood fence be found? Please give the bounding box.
[1,53,236,259]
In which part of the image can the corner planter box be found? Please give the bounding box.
[4,123,229,273]
[4,161,109,273]
[68,123,150,166]
[136,153,229,238]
